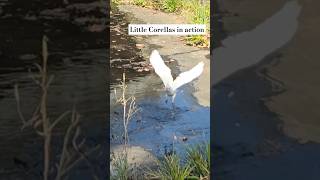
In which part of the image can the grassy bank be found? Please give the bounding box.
[111,142,210,179]
[147,143,210,179]
[112,0,210,47]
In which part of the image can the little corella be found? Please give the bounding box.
[149,50,204,106]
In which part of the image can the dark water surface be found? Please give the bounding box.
[213,1,320,179]
[0,0,107,179]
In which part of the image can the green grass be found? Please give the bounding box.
[160,0,211,46]
[147,154,194,180]
[182,0,210,24]
[111,0,122,5]
[186,143,210,178]
[161,0,183,12]
[111,152,130,180]
[185,35,209,47]
[133,0,147,7]
[110,143,211,179]
[147,142,210,179]
[182,0,210,47]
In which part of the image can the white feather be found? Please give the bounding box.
[150,50,204,96]
[172,61,204,92]
[150,50,173,89]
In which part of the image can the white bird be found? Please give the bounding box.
[150,50,204,105]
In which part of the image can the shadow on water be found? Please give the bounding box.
[0,0,107,179]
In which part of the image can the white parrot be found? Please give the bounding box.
[149,50,204,105]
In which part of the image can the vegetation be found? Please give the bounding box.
[147,154,193,180]
[147,142,210,180]
[110,73,139,179]
[182,0,210,47]
[133,0,148,7]
[161,0,183,12]
[14,36,99,180]
[111,152,130,180]
[186,143,210,178]
[112,0,210,47]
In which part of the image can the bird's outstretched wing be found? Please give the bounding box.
[172,61,204,91]
[150,50,173,88]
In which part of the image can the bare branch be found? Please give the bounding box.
[55,107,82,180]
[29,74,41,86]
[14,84,27,125]
[33,118,42,129]
[33,63,44,75]
[60,145,101,178]
[50,110,71,130]
[35,130,45,137]
[46,75,55,88]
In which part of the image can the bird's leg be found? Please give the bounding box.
[171,93,176,108]
[171,93,176,116]
[171,102,175,112]
[164,86,169,104]
[170,106,175,118]
[165,94,169,104]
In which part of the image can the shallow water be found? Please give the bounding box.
[110,73,210,156]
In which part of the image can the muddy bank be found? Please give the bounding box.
[110,4,151,85]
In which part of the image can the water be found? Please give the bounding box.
[0,0,107,179]
[110,73,210,156]
[213,1,320,179]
